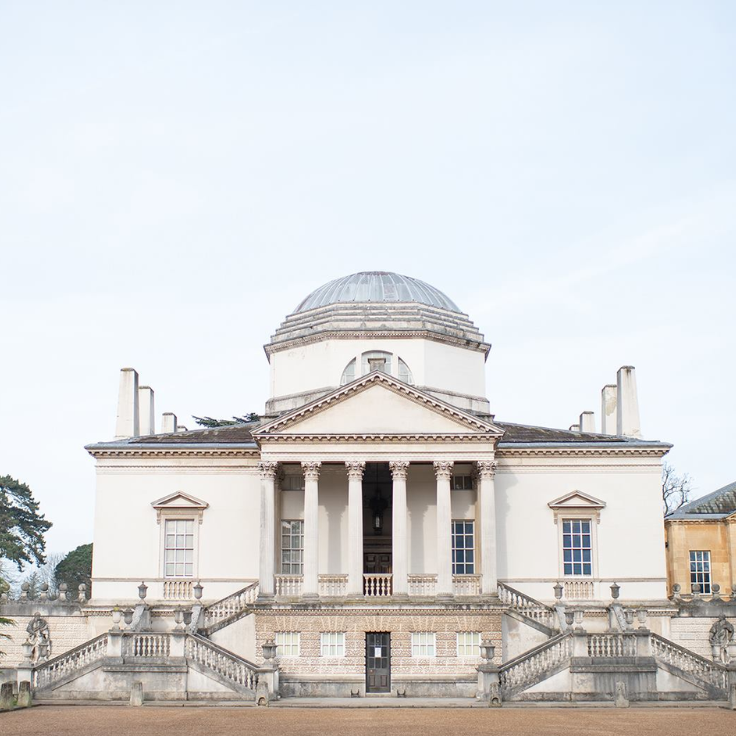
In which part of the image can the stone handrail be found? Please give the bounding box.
[587,633,637,658]
[364,574,392,597]
[498,582,555,627]
[203,581,259,628]
[33,633,109,689]
[651,633,729,692]
[408,574,437,596]
[499,632,573,696]
[453,574,481,596]
[275,575,302,598]
[123,633,171,658]
[319,574,348,597]
[163,580,194,600]
[185,634,258,691]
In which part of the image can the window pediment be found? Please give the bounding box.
[548,491,606,524]
[151,491,209,524]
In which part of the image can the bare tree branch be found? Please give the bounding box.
[663,462,694,515]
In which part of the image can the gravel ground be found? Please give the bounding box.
[1,706,735,736]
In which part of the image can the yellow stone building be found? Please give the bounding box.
[665,481,736,596]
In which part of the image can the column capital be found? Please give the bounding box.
[258,461,278,479]
[477,460,498,479]
[389,460,410,480]
[345,460,366,480]
[433,460,454,480]
[301,461,322,480]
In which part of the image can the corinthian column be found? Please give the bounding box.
[390,461,410,598]
[346,461,366,597]
[477,461,498,596]
[434,460,454,599]
[301,461,321,600]
[258,461,278,600]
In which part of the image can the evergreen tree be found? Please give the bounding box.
[55,543,93,597]
[0,475,52,569]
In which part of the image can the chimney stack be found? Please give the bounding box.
[115,368,140,439]
[579,411,596,433]
[601,384,617,435]
[161,412,178,434]
[138,386,155,436]
[616,366,642,438]
[569,424,580,432]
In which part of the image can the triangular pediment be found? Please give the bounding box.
[548,491,607,510]
[254,373,502,439]
[151,491,209,511]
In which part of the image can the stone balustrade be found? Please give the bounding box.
[453,574,482,596]
[123,633,171,658]
[587,633,637,658]
[408,574,437,596]
[275,575,303,598]
[163,580,194,600]
[564,580,595,600]
[363,574,392,597]
[318,574,348,597]
[33,633,109,690]
[203,581,259,628]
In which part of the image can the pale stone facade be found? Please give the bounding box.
[6,271,735,703]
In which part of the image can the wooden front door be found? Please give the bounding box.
[366,632,391,693]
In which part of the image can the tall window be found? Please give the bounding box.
[411,632,436,657]
[275,632,300,657]
[452,520,475,574]
[164,519,194,577]
[562,519,592,576]
[456,632,481,657]
[281,520,304,574]
[320,632,346,657]
[689,550,711,594]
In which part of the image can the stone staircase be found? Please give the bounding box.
[497,582,558,636]
[499,631,573,699]
[31,629,262,699]
[495,629,732,702]
[650,633,731,699]
[199,581,259,636]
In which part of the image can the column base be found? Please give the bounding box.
[391,592,410,602]
[256,593,275,605]
[300,592,320,603]
[436,593,455,603]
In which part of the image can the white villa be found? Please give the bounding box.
[3,271,734,704]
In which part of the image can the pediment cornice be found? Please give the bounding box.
[253,372,502,439]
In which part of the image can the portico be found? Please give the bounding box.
[253,371,503,604]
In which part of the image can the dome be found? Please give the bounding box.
[294,271,461,314]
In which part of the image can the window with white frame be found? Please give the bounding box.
[164,519,194,577]
[452,520,475,574]
[281,520,304,574]
[562,518,592,576]
[689,550,711,594]
[275,632,300,657]
[456,632,481,657]
[452,474,473,491]
[320,632,346,657]
[411,632,436,657]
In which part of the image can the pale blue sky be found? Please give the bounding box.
[1,2,735,555]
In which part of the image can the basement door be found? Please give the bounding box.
[366,632,391,693]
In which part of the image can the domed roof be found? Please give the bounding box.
[295,271,461,314]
